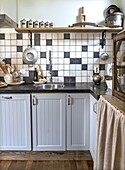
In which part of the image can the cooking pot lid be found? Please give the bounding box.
[23,47,38,64]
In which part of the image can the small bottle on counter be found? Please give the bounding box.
[34,68,38,81]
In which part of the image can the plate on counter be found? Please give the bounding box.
[33,79,47,85]
[8,81,25,85]
[0,82,8,88]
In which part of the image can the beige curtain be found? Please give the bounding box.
[94,96,125,170]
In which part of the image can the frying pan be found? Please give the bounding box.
[23,47,38,64]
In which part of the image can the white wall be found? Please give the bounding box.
[0,0,123,27]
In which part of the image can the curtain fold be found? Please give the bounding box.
[94,96,125,170]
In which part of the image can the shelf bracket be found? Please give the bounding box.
[100,30,106,49]
[28,31,32,47]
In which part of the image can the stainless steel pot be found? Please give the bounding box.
[105,12,123,27]
[23,47,38,64]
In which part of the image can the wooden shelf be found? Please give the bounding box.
[15,26,123,33]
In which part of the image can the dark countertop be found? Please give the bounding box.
[0,82,112,100]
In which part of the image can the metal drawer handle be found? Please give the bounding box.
[2,96,12,99]
[93,102,97,114]
[68,95,72,105]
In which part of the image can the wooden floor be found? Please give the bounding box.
[0,160,93,170]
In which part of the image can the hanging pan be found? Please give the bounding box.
[23,33,38,64]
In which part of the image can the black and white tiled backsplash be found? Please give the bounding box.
[0,32,113,83]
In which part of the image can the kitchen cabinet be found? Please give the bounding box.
[0,94,31,150]
[113,31,125,102]
[32,93,66,151]
[67,93,90,150]
[90,95,97,160]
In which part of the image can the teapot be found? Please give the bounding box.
[93,72,105,85]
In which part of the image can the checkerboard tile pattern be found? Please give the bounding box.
[0,32,113,83]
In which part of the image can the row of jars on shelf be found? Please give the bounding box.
[20,19,54,28]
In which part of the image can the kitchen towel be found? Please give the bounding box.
[94,96,125,170]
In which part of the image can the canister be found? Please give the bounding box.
[33,20,39,28]
[20,19,26,28]
[27,19,33,28]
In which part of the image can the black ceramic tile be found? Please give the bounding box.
[82,64,88,70]
[64,77,76,84]
[82,45,88,52]
[34,34,40,46]
[99,64,105,70]
[52,70,58,77]
[94,52,99,58]
[16,34,22,39]
[40,52,46,58]
[46,64,50,70]
[70,58,81,64]
[64,33,70,39]
[64,52,70,58]
[17,46,23,52]
[2,58,11,64]
[0,33,5,39]
[46,39,52,46]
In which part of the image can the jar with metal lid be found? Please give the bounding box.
[39,21,45,28]
[20,19,26,28]
[33,20,39,28]
[45,21,49,28]
[49,22,54,27]
[27,19,33,28]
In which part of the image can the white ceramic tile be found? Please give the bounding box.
[64,40,70,46]
[23,39,29,45]
[76,65,81,70]
[81,52,87,58]
[58,65,64,70]
[81,71,88,76]
[75,52,81,58]
[58,40,63,45]
[76,77,82,82]
[88,52,93,58]
[81,39,87,45]
[58,33,64,39]
[11,58,17,64]
[23,33,29,39]
[46,33,52,39]
[41,33,46,40]
[0,40,4,45]
[40,40,46,45]
[40,58,46,64]
[76,40,82,46]
[58,58,64,64]
[82,58,88,64]
[75,33,82,40]
[93,33,100,39]
[53,64,59,70]
[88,33,93,39]
[64,46,70,51]
[11,33,16,39]
[87,57,94,64]
[75,46,82,52]
[106,45,113,52]
[64,70,69,76]
[69,64,75,70]
[94,58,100,64]
[16,40,23,45]
[11,40,17,45]
[70,33,76,39]
[52,33,58,39]
[88,46,94,51]
[70,40,76,45]
[64,65,69,70]
[58,46,64,51]
[69,70,75,76]
[5,34,11,39]
[81,33,87,39]
[40,45,46,51]
[88,64,94,70]
[82,76,88,82]
[76,71,81,76]
[52,40,58,45]
[94,45,100,51]
[58,71,63,76]
[46,46,52,51]
[70,46,75,51]
[52,46,58,51]
[87,39,94,45]
[0,46,5,52]
[5,46,11,52]
[5,40,11,45]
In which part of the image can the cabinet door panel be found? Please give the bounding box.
[67,93,90,150]
[32,93,65,151]
[0,94,31,150]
